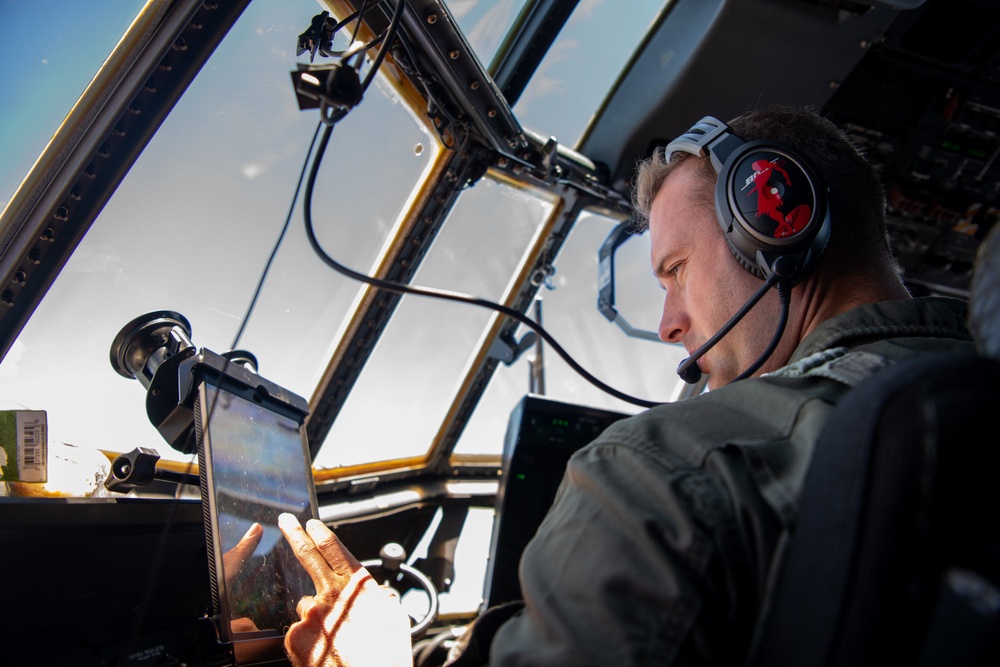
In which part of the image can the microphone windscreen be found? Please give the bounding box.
[677,358,702,384]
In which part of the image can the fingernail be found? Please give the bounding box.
[278,513,298,529]
[244,522,262,538]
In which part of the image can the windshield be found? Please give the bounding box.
[0,0,149,209]
[0,0,681,483]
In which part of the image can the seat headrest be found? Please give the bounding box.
[970,224,1000,359]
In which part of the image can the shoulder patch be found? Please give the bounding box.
[766,347,893,387]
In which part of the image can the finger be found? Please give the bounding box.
[381,585,400,601]
[304,519,363,586]
[278,513,336,590]
[285,615,328,667]
[295,594,317,620]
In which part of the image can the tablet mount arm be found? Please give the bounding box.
[105,446,199,492]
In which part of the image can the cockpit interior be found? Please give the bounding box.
[1,0,998,664]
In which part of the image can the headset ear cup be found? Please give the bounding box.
[665,117,831,282]
[722,234,767,279]
[715,141,830,282]
[736,250,766,279]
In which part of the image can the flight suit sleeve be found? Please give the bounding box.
[484,436,770,666]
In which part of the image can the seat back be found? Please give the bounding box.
[750,226,1000,666]
[750,352,1000,665]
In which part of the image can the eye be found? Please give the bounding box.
[655,259,684,288]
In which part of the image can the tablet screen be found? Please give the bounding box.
[197,379,318,658]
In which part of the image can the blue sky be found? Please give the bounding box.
[0,0,147,210]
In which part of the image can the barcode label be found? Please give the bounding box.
[19,413,45,474]
[0,410,47,483]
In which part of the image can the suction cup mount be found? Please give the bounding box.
[110,310,194,390]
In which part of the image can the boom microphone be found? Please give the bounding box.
[676,261,794,385]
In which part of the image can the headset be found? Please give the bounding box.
[664,115,831,282]
[666,116,833,384]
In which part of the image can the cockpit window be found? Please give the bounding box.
[314,178,556,469]
[511,0,665,147]
[454,210,683,458]
[1,0,679,481]
[447,0,528,67]
[0,1,437,466]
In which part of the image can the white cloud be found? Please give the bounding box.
[242,163,265,180]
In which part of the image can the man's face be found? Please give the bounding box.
[649,161,781,390]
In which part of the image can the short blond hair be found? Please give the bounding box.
[632,149,714,230]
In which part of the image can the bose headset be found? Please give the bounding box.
[666,116,832,383]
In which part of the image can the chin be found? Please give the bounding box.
[706,369,741,390]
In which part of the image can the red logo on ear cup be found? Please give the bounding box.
[746,158,812,238]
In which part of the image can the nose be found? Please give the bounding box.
[658,289,688,344]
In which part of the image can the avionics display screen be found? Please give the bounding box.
[197,379,318,661]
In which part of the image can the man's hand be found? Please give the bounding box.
[278,513,412,667]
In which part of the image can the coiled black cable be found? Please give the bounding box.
[299,3,660,408]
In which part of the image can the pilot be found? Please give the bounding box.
[277,107,975,666]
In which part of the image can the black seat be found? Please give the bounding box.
[750,227,1000,666]
[750,351,1000,665]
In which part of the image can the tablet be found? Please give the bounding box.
[195,365,318,665]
